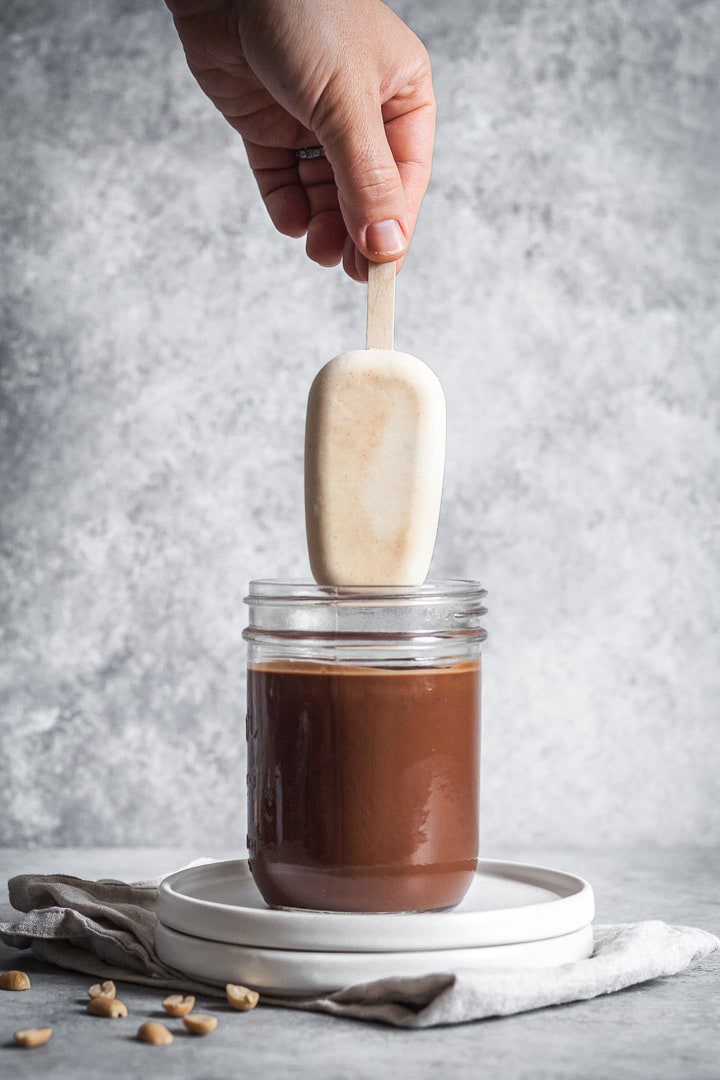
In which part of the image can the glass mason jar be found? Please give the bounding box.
[243,579,487,914]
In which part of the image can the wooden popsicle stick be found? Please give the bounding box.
[366,261,396,350]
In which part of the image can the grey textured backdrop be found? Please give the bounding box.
[1,0,718,851]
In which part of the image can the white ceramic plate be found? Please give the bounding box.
[157,858,594,953]
[155,920,595,998]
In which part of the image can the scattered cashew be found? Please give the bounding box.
[87,996,128,1018]
[14,1028,52,1048]
[137,1020,174,1045]
[182,1013,218,1036]
[0,970,31,991]
[226,983,259,1011]
[6,970,260,1055]
[162,993,195,1017]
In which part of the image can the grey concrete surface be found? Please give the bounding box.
[1,1,719,849]
[1,846,719,1079]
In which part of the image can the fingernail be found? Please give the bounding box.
[366,219,405,256]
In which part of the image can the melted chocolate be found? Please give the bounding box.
[247,660,480,912]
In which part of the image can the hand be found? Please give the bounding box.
[166,0,436,280]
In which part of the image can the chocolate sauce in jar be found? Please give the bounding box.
[247,659,481,912]
[243,580,487,914]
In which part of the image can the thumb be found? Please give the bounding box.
[315,90,409,263]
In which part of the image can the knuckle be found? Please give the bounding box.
[351,163,400,200]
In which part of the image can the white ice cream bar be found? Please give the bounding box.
[304,263,446,587]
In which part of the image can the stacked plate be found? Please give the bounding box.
[155,859,595,997]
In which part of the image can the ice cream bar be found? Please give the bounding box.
[304,262,446,586]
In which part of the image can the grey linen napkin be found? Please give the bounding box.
[1,872,717,1029]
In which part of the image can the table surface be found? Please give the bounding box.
[1,846,718,1080]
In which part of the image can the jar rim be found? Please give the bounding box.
[245,578,487,606]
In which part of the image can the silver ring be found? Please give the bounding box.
[295,146,326,160]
